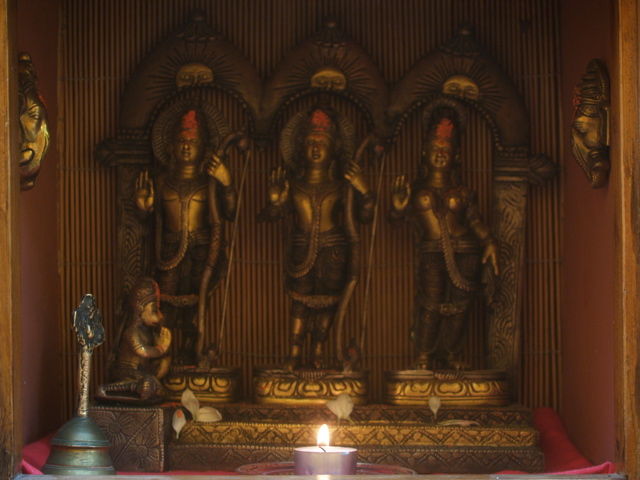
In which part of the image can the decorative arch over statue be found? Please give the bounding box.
[388,26,556,400]
[115,9,260,140]
[259,17,388,140]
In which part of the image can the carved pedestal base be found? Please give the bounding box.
[385,369,510,406]
[89,404,172,472]
[253,366,368,405]
[163,366,242,403]
[90,402,544,474]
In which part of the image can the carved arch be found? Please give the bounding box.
[388,26,529,148]
[259,18,388,140]
[117,9,261,136]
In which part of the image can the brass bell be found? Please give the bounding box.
[41,416,116,475]
[42,294,116,475]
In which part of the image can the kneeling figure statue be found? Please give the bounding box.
[97,277,171,403]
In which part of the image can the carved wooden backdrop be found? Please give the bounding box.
[58,0,561,417]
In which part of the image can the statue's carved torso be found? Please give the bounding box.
[413,185,474,241]
[159,175,210,234]
[291,179,344,234]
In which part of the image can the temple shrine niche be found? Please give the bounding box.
[87,8,557,475]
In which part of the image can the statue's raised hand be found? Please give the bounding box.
[344,160,369,195]
[269,166,289,206]
[135,170,154,213]
[391,175,410,212]
[205,154,232,187]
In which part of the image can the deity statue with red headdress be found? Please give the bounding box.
[390,102,499,371]
[260,106,374,371]
[135,108,237,367]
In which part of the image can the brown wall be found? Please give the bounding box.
[559,0,616,464]
[17,0,63,444]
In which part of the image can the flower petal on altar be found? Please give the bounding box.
[428,395,441,420]
[197,406,222,422]
[181,388,200,420]
[172,408,187,438]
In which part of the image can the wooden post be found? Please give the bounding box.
[615,0,640,476]
[0,0,21,478]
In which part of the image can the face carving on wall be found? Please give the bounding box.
[310,66,347,91]
[570,59,610,188]
[18,52,50,191]
[442,75,481,101]
[176,63,214,88]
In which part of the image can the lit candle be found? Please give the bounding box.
[293,424,357,475]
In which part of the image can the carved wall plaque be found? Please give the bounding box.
[570,59,610,188]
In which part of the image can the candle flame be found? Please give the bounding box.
[317,424,330,446]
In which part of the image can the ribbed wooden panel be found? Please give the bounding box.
[59,0,562,418]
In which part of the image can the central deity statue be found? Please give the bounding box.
[136,108,237,366]
[260,106,374,371]
[390,103,499,371]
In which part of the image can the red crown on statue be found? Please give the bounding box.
[435,117,454,142]
[306,108,337,139]
[179,110,200,140]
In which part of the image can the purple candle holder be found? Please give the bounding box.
[294,446,358,475]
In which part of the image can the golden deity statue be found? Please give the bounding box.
[260,106,374,371]
[136,109,237,366]
[97,277,171,403]
[390,105,499,371]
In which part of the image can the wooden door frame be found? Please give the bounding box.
[0,0,22,478]
[614,0,640,477]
